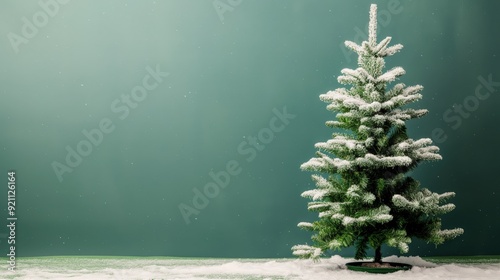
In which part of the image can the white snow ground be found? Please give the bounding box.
[2,255,499,280]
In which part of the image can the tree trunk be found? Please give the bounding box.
[374,246,382,263]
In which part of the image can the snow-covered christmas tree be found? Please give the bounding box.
[292,4,463,262]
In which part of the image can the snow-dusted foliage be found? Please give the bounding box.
[292,4,463,262]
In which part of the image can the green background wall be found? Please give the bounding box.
[0,0,498,258]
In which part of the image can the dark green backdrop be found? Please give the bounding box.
[1,0,498,258]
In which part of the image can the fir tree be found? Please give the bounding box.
[292,4,463,262]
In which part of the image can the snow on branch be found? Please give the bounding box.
[338,68,374,85]
[388,111,412,126]
[300,158,328,172]
[437,203,456,213]
[393,138,433,153]
[311,174,333,189]
[319,88,349,103]
[403,84,424,96]
[318,209,336,218]
[390,138,441,161]
[359,101,382,113]
[387,232,411,253]
[302,189,330,201]
[355,153,412,168]
[387,83,405,98]
[331,213,345,221]
[414,146,442,161]
[346,185,376,205]
[321,89,367,111]
[362,193,376,204]
[325,120,353,130]
[379,43,403,57]
[360,109,426,128]
[358,125,385,136]
[346,185,361,198]
[309,202,344,217]
[382,90,423,110]
[430,228,465,244]
[376,67,406,83]
[381,85,424,110]
[438,192,456,202]
[436,228,464,240]
[392,194,419,210]
[300,152,352,173]
[297,222,314,229]
[360,115,385,126]
[368,4,377,46]
[386,109,428,123]
[373,37,391,53]
[337,111,357,118]
[341,205,393,226]
[345,40,363,54]
[401,108,428,118]
[392,189,456,215]
[314,137,367,154]
[358,29,403,58]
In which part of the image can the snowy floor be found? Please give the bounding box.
[2,255,500,280]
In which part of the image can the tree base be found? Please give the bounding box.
[345,261,412,274]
